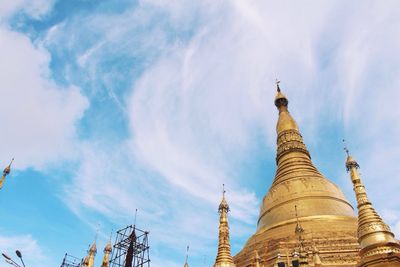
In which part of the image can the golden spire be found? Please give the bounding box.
[344,146,400,265]
[0,158,14,190]
[274,82,308,164]
[88,240,97,267]
[82,240,97,267]
[256,83,354,232]
[101,232,112,267]
[214,184,236,267]
[184,245,189,267]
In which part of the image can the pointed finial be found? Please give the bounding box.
[342,139,350,156]
[343,139,360,171]
[3,158,14,176]
[276,79,281,92]
[134,208,138,226]
[93,223,100,247]
[222,184,226,198]
[185,245,189,263]
[274,80,288,109]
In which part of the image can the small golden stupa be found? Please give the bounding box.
[345,151,400,266]
[214,185,236,267]
[234,83,360,266]
[82,240,97,267]
[100,238,112,267]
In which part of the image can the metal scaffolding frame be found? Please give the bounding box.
[109,225,150,267]
[60,253,82,267]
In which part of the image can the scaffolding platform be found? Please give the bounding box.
[109,225,150,267]
[60,253,82,267]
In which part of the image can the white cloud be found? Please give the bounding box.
[0,0,53,20]
[0,233,53,267]
[0,27,88,170]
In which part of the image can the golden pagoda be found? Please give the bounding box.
[100,238,112,267]
[214,185,236,267]
[345,150,400,266]
[83,240,97,267]
[234,83,360,266]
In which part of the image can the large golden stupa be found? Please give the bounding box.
[234,83,361,266]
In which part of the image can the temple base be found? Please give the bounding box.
[234,216,360,267]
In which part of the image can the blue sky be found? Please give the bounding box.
[1,0,400,266]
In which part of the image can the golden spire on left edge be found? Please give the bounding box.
[214,184,236,267]
[344,145,400,266]
[0,158,14,190]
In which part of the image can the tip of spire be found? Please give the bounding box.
[3,158,14,176]
[274,80,288,109]
[342,139,350,157]
[276,79,281,92]
[89,240,97,253]
[218,184,230,212]
[343,139,360,171]
[185,245,189,265]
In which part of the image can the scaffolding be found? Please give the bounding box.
[60,253,82,267]
[109,225,150,267]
